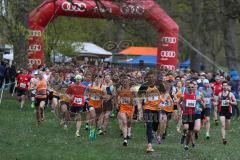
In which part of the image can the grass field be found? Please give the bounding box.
[0,98,240,160]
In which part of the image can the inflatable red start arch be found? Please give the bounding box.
[28,0,179,70]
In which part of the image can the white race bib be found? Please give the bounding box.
[222,100,229,106]
[74,98,82,105]
[120,97,131,104]
[204,98,211,105]
[186,100,196,108]
[20,83,26,88]
[147,95,159,101]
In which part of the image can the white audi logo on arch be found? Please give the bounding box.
[62,1,86,12]
[162,65,176,70]
[161,37,177,44]
[161,51,176,58]
[29,59,42,65]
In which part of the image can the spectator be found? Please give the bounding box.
[0,61,6,88]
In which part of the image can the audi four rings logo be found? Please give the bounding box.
[163,65,176,70]
[120,5,145,15]
[29,59,42,65]
[28,45,41,52]
[162,37,177,44]
[62,1,86,12]
[161,51,176,58]
[29,30,41,37]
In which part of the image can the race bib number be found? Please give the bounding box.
[20,83,27,88]
[204,98,211,105]
[222,100,229,106]
[121,97,131,104]
[148,95,159,101]
[74,98,83,105]
[186,100,196,108]
[91,94,100,100]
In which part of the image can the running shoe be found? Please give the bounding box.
[123,139,128,146]
[146,144,154,153]
[97,129,104,135]
[75,131,80,137]
[223,139,227,145]
[184,145,189,151]
[206,133,210,139]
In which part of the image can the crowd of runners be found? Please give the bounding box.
[12,63,240,153]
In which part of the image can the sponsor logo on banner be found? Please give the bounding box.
[161,37,177,44]
[120,4,144,15]
[29,59,42,65]
[62,1,86,12]
[162,65,176,70]
[29,30,41,37]
[161,51,176,58]
[28,45,41,52]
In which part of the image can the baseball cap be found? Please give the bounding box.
[75,75,83,80]
[203,79,209,84]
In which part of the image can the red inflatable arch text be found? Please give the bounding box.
[28,0,179,70]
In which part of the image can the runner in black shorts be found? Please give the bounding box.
[217,81,237,145]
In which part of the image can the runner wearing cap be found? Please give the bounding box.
[201,79,214,139]
[66,74,87,137]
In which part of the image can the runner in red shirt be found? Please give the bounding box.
[66,75,87,137]
[15,69,31,110]
[211,76,222,125]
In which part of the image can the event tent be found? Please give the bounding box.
[126,55,156,64]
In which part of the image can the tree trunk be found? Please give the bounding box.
[219,0,240,70]
[13,1,29,68]
[190,0,203,71]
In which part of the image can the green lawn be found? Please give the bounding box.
[0,99,240,160]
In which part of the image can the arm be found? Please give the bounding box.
[230,92,237,106]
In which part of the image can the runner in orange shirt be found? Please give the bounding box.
[87,76,104,140]
[143,71,161,153]
[117,75,135,146]
[156,82,173,144]
[35,71,47,128]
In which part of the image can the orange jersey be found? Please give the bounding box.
[118,88,135,117]
[173,89,183,104]
[88,86,104,108]
[159,94,173,112]
[144,86,160,111]
[36,79,47,99]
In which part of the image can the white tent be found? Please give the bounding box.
[72,42,112,58]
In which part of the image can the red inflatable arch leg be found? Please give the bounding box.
[28,0,179,70]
